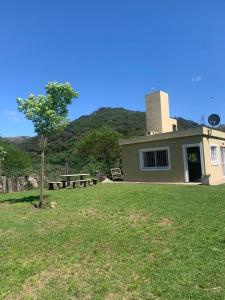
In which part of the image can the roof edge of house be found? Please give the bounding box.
[119,126,225,146]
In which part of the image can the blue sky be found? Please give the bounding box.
[0,0,225,137]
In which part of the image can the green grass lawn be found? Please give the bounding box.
[0,183,225,299]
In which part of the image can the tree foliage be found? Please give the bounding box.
[218,124,225,132]
[0,139,31,176]
[17,82,78,136]
[176,117,200,130]
[77,127,121,174]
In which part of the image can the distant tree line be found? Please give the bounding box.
[0,138,31,176]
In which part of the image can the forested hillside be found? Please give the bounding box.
[13,108,146,164]
[0,139,31,176]
[12,107,200,158]
[7,107,222,175]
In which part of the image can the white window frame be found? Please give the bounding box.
[210,144,219,166]
[220,147,225,177]
[139,146,171,171]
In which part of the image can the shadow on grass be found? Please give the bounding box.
[0,195,50,208]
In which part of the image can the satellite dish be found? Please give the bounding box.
[208,114,220,127]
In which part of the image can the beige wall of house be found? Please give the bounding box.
[202,135,225,185]
[121,135,203,182]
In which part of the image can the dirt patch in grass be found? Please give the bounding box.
[129,213,147,222]
[13,259,121,299]
[0,202,11,207]
[7,263,89,300]
[158,217,173,226]
[105,288,143,300]
[78,209,150,228]
[79,208,104,219]
[152,238,163,245]
[127,212,150,227]
[105,293,118,300]
[0,228,17,237]
[202,286,222,293]
[123,287,159,300]
[146,252,156,262]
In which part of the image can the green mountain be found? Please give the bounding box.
[7,107,205,172]
[16,107,147,158]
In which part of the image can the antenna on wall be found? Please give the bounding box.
[200,113,205,126]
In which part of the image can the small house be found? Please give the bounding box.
[119,91,225,185]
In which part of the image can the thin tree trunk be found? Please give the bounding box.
[65,161,69,175]
[39,136,47,208]
[106,155,111,175]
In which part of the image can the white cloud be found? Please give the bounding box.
[3,110,23,123]
[191,75,203,82]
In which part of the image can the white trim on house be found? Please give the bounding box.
[182,143,205,182]
[139,146,171,171]
[210,144,219,166]
[220,147,225,177]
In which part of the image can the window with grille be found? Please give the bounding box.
[140,148,170,170]
[210,145,218,165]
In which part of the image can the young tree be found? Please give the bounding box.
[0,146,7,176]
[76,127,121,174]
[17,81,78,207]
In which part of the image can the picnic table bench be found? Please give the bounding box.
[60,180,67,188]
[68,179,92,188]
[48,181,62,190]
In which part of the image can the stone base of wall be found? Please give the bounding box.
[0,176,38,193]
